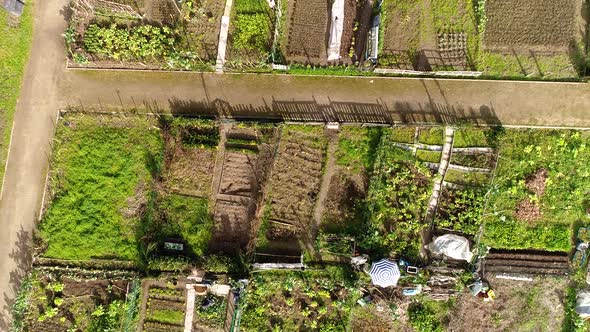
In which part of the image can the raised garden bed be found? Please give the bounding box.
[418,127,444,145]
[239,267,359,331]
[22,270,140,331]
[193,294,227,330]
[416,149,442,163]
[444,168,490,187]
[389,126,416,144]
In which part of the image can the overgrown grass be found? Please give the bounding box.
[229,0,274,66]
[444,169,490,187]
[148,309,185,325]
[408,298,453,332]
[0,5,33,192]
[453,127,497,148]
[478,52,577,80]
[416,149,442,163]
[482,129,590,251]
[390,126,416,143]
[336,126,382,172]
[160,194,213,256]
[418,127,444,145]
[40,114,164,260]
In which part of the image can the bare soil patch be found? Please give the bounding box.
[166,146,217,197]
[447,276,567,331]
[483,0,578,52]
[265,126,327,243]
[322,171,367,232]
[525,168,548,196]
[285,0,329,62]
[514,198,542,223]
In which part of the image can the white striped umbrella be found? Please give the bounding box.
[369,259,400,287]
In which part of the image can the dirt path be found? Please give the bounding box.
[312,129,338,235]
[0,0,69,328]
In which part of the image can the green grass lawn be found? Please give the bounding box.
[40,114,164,260]
[482,129,590,251]
[0,5,33,191]
[160,194,213,256]
[335,126,382,173]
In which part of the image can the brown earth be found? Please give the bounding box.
[165,144,217,197]
[514,198,542,223]
[483,0,579,52]
[266,128,327,241]
[285,0,329,63]
[321,170,367,232]
[525,168,548,196]
[447,276,567,331]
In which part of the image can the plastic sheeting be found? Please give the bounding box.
[428,234,474,262]
[327,0,344,61]
[576,289,590,318]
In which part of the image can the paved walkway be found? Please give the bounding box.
[0,0,68,328]
[59,70,590,127]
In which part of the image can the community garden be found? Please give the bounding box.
[13,110,590,330]
[65,0,225,70]
[377,0,588,79]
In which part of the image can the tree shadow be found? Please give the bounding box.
[1,226,33,330]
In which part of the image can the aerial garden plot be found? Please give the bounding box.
[377,0,588,79]
[14,113,590,331]
[65,0,225,70]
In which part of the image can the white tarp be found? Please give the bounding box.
[327,0,344,61]
[576,289,590,318]
[428,234,473,262]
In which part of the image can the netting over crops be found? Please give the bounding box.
[72,0,141,19]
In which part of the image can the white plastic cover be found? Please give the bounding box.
[576,289,590,318]
[428,234,473,262]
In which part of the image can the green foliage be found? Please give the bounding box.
[418,127,444,145]
[408,303,443,332]
[366,138,433,258]
[444,169,490,187]
[287,64,372,76]
[483,218,571,251]
[10,272,33,332]
[147,256,190,272]
[563,287,589,332]
[416,149,442,163]
[160,194,213,256]
[121,280,141,332]
[336,127,382,172]
[168,117,219,148]
[450,152,494,169]
[0,5,33,194]
[195,295,227,328]
[89,301,125,332]
[148,309,185,325]
[40,114,163,260]
[453,127,496,148]
[483,129,590,251]
[408,300,451,332]
[240,268,358,331]
[203,254,234,273]
[435,188,485,234]
[83,24,176,61]
[233,13,271,53]
[390,127,416,144]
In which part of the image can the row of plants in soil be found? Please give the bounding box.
[194,295,227,329]
[13,270,140,332]
[239,266,360,331]
[365,133,435,260]
[227,0,275,69]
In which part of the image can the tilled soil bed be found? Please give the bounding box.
[484,249,569,276]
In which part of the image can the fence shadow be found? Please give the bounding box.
[167,95,501,126]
